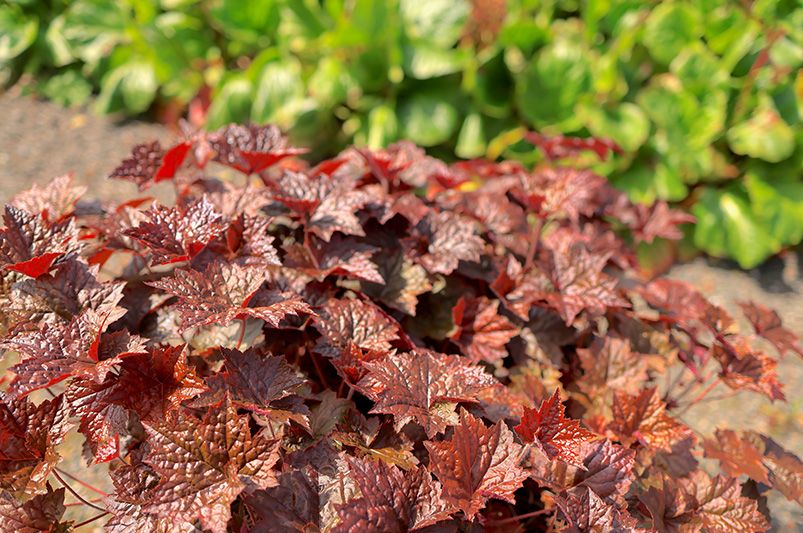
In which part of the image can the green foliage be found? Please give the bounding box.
[2,0,802,268]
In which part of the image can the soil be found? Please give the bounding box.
[1,89,801,531]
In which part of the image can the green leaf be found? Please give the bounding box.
[206,75,253,129]
[36,69,92,107]
[400,0,469,49]
[642,3,703,65]
[364,104,398,149]
[692,186,776,269]
[0,4,38,62]
[670,44,730,98]
[209,0,278,53]
[579,102,649,152]
[403,41,466,79]
[744,170,803,248]
[62,0,128,67]
[398,88,459,147]
[727,102,795,163]
[516,36,592,130]
[455,112,486,159]
[252,59,306,127]
[309,56,358,106]
[96,61,158,114]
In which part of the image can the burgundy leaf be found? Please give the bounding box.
[0,205,80,278]
[358,350,496,438]
[449,296,518,363]
[515,389,597,467]
[211,124,305,174]
[425,410,528,519]
[109,140,190,190]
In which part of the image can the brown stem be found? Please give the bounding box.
[676,378,722,416]
[74,511,110,529]
[55,468,110,497]
[310,351,333,390]
[524,217,544,270]
[236,317,247,350]
[52,470,107,512]
[486,508,551,526]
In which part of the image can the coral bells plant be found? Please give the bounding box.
[0,124,801,532]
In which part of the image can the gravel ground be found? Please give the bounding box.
[1,90,801,530]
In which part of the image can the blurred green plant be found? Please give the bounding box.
[1,0,801,268]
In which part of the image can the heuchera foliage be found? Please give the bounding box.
[0,124,801,532]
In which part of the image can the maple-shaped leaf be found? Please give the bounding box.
[0,205,80,278]
[507,244,628,325]
[529,440,636,506]
[608,388,692,452]
[515,389,597,468]
[124,197,227,265]
[411,211,484,275]
[4,257,126,327]
[516,167,609,221]
[0,393,68,494]
[711,339,785,401]
[358,350,495,438]
[210,124,305,174]
[425,410,528,519]
[331,409,419,471]
[314,299,399,377]
[703,429,803,504]
[334,457,453,532]
[361,251,432,315]
[739,301,802,357]
[2,308,146,397]
[640,471,769,533]
[556,486,638,533]
[109,140,191,190]
[0,487,68,532]
[638,278,713,325]
[11,174,86,223]
[614,199,695,244]
[283,235,384,284]
[65,345,206,463]
[147,261,312,332]
[194,347,308,426]
[206,214,281,267]
[244,468,321,532]
[139,398,282,532]
[576,335,648,397]
[270,171,370,241]
[449,296,518,363]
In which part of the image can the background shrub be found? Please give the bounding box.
[1,0,802,267]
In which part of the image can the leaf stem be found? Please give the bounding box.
[524,217,544,270]
[486,507,550,526]
[236,317,247,350]
[55,468,110,497]
[310,351,333,390]
[74,511,110,529]
[52,470,107,512]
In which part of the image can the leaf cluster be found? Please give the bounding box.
[0,125,801,531]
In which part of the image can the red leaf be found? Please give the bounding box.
[449,296,519,363]
[515,389,597,467]
[0,205,80,278]
[525,132,622,161]
[556,486,638,532]
[576,335,648,397]
[211,124,305,174]
[0,393,68,493]
[739,301,802,357]
[109,140,190,190]
[10,174,86,223]
[148,261,313,332]
[124,197,227,265]
[358,350,496,437]
[2,308,146,397]
[614,199,695,244]
[712,338,785,401]
[412,211,485,275]
[243,468,321,531]
[65,345,206,463]
[334,457,453,532]
[0,487,68,531]
[132,398,282,532]
[425,410,528,519]
[608,388,693,452]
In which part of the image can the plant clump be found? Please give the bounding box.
[0,124,800,531]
